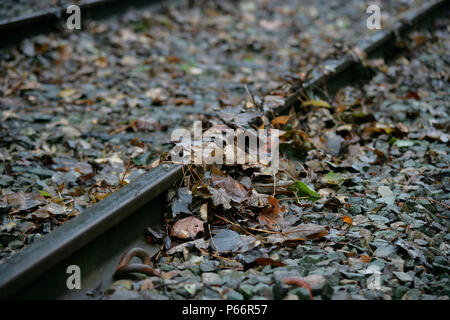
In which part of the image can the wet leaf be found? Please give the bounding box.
[171,187,192,217]
[210,168,249,203]
[210,229,242,253]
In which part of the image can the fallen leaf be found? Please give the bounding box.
[171,187,192,217]
[254,257,286,267]
[267,224,329,244]
[301,100,331,109]
[210,167,249,203]
[341,215,353,225]
[257,196,286,228]
[288,181,321,201]
[210,229,242,253]
[271,115,291,128]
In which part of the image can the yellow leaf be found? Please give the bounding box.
[96,193,111,201]
[58,88,77,98]
[341,215,353,225]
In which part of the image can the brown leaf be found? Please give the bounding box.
[254,257,286,267]
[171,216,204,239]
[257,196,286,228]
[360,254,372,263]
[271,115,290,128]
[166,56,181,63]
[130,137,145,148]
[210,167,249,203]
[267,224,329,244]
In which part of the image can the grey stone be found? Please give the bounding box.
[290,287,312,300]
[8,240,24,250]
[238,284,254,299]
[253,283,274,299]
[393,271,413,282]
[200,260,218,272]
[303,274,332,297]
[202,272,221,285]
[273,270,304,299]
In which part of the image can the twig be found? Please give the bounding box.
[247,226,281,234]
[120,160,133,185]
[278,196,310,201]
[208,223,219,253]
[154,243,164,262]
[197,247,243,268]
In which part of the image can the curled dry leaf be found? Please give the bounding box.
[257,196,286,228]
[254,257,286,267]
[341,215,353,225]
[171,216,204,239]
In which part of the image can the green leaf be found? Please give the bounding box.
[289,181,321,201]
[181,63,190,72]
[39,190,51,197]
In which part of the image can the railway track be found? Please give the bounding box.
[0,0,165,47]
[0,0,448,299]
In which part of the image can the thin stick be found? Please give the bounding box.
[229,214,268,244]
[247,226,281,234]
[197,247,243,268]
[208,223,219,253]
[408,197,450,209]
[278,196,310,201]
[188,165,203,183]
